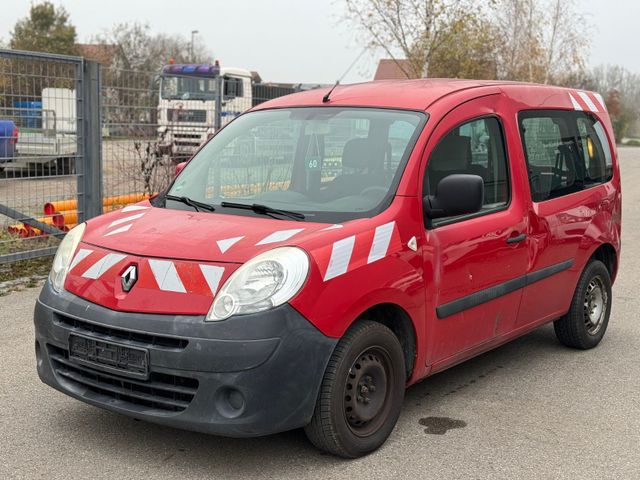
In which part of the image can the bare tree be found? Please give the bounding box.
[492,0,588,84]
[343,0,475,78]
[542,0,588,84]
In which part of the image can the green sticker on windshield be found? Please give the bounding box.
[306,155,321,171]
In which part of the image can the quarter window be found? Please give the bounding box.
[519,111,613,202]
[424,117,510,223]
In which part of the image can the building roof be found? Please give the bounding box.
[373,59,413,81]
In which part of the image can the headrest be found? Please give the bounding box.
[431,134,472,171]
[342,138,386,170]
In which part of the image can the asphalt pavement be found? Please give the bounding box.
[2,148,640,479]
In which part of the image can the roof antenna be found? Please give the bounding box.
[322,81,339,103]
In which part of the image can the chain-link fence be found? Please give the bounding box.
[0,50,308,265]
[0,49,101,264]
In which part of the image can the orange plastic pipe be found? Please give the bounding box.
[45,193,152,215]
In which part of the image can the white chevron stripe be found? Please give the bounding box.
[578,91,598,112]
[217,236,244,253]
[256,228,304,245]
[324,235,356,281]
[108,212,145,228]
[367,221,395,264]
[199,265,225,295]
[320,224,343,231]
[593,92,607,111]
[122,205,150,213]
[568,93,583,111]
[82,253,126,279]
[148,259,186,293]
[69,248,93,272]
[104,224,132,236]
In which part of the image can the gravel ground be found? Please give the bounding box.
[1,148,639,479]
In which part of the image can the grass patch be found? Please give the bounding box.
[0,256,52,283]
[0,229,57,283]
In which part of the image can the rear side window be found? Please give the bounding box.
[519,111,613,202]
[424,116,510,216]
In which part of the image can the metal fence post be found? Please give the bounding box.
[77,59,103,222]
[214,75,223,132]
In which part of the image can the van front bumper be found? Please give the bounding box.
[34,283,337,437]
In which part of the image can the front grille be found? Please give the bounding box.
[48,345,198,413]
[53,313,188,350]
[168,109,206,123]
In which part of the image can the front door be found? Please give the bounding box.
[421,95,530,367]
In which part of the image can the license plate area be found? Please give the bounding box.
[68,334,149,380]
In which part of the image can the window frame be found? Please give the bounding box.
[517,109,614,204]
[425,114,513,229]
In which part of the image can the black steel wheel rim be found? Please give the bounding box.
[343,346,395,437]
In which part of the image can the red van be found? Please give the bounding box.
[34,80,621,458]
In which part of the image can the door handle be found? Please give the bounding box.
[506,233,527,244]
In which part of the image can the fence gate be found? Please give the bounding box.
[0,49,101,264]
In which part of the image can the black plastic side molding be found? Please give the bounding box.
[436,259,574,319]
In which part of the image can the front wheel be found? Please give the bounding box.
[554,260,612,349]
[304,320,406,458]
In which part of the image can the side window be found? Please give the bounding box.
[223,76,244,98]
[519,111,613,202]
[424,117,510,221]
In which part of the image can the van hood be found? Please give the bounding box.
[64,201,405,316]
[82,202,358,264]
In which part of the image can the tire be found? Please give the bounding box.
[554,260,612,349]
[304,320,406,458]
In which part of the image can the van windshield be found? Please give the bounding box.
[164,107,426,222]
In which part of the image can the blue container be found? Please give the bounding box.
[0,120,17,162]
[13,101,43,128]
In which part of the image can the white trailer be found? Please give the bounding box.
[10,88,77,173]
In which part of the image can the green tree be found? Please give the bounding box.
[10,2,78,55]
[428,13,500,79]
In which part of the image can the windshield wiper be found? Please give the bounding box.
[220,202,305,221]
[165,194,215,212]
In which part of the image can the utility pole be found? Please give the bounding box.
[190,30,199,62]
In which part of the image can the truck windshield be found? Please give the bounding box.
[160,75,217,101]
[164,107,427,222]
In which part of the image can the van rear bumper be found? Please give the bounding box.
[34,283,337,437]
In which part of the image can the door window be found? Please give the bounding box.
[519,111,613,202]
[424,116,510,223]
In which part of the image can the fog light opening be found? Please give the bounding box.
[35,340,43,369]
[215,387,246,419]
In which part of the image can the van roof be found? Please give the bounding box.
[254,79,601,113]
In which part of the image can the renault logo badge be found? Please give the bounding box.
[121,265,138,292]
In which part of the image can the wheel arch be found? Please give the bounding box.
[350,303,417,381]
[589,243,618,281]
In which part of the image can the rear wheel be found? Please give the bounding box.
[304,320,406,458]
[554,260,612,349]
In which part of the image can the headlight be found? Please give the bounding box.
[206,247,309,321]
[49,223,86,292]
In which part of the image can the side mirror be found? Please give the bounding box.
[175,161,187,177]
[424,174,484,220]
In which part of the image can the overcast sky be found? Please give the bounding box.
[0,0,638,84]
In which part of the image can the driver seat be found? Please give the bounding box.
[321,138,390,200]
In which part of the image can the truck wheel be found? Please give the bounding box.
[554,260,612,349]
[304,320,405,458]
